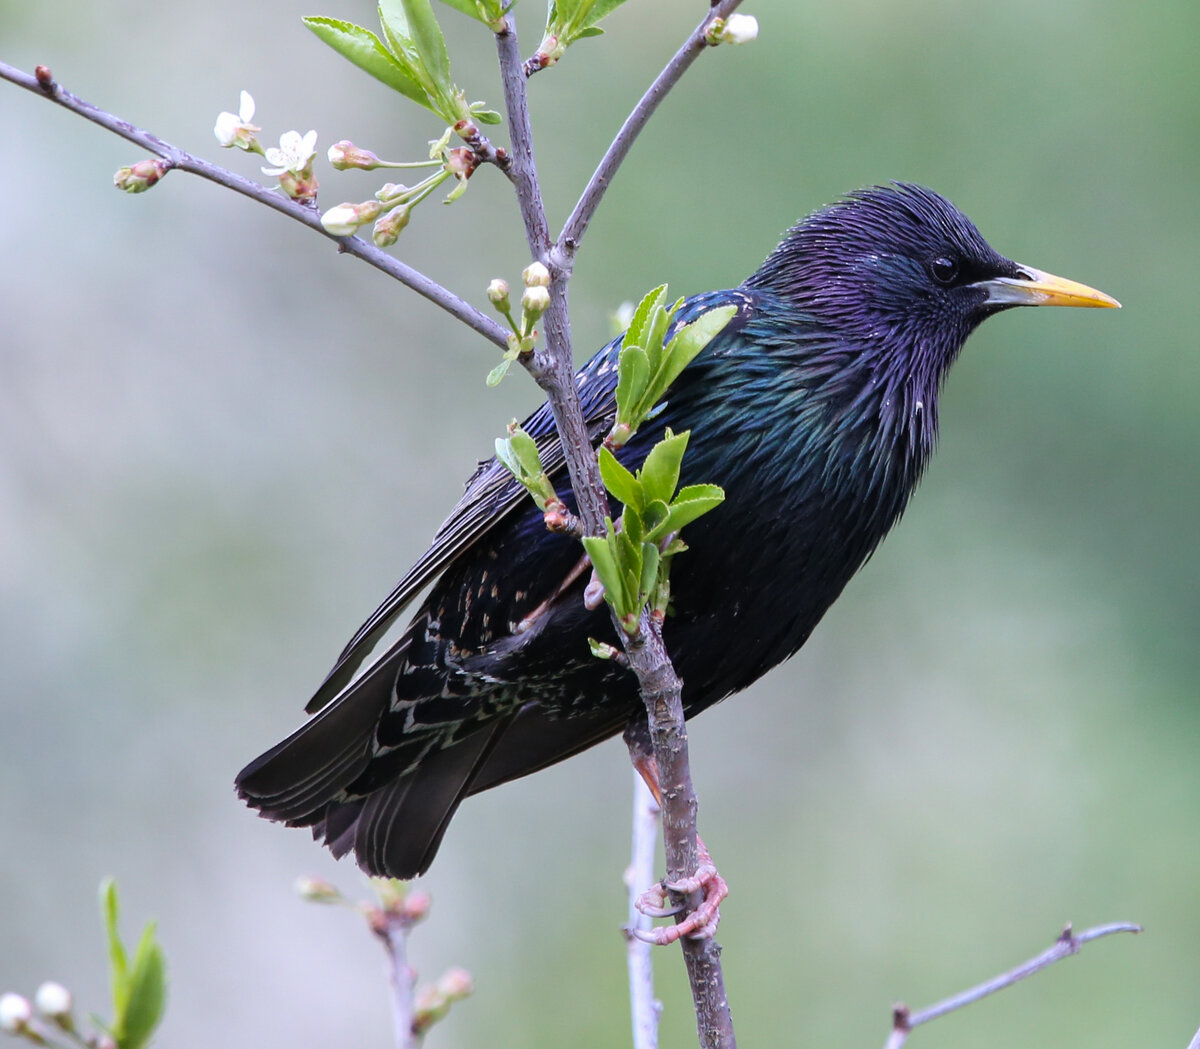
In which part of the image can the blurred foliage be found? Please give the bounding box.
[1,1,1197,1048]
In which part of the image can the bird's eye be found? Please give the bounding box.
[929,256,959,285]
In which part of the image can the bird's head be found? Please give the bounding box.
[746,183,1119,366]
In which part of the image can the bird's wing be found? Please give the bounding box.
[305,340,624,713]
[305,290,751,715]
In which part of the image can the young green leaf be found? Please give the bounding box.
[624,284,667,358]
[613,345,650,440]
[509,427,544,478]
[638,542,660,613]
[304,17,428,106]
[597,446,643,511]
[398,0,452,99]
[652,484,725,542]
[101,878,129,1017]
[120,924,167,1049]
[653,303,737,400]
[637,428,688,506]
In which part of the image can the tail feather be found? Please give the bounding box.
[235,648,403,823]
[318,716,515,877]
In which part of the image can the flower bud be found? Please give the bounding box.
[402,889,432,922]
[0,993,32,1032]
[487,278,510,309]
[521,285,551,317]
[522,261,550,288]
[320,200,382,237]
[327,140,381,170]
[443,147,476,181]
[436,967,473,1001]
[294,876,342,903]
[372,205,411,247]
[278,169,319,203]
[113,158,169,193]
[33,983,71,1021]
[707,13,758,45]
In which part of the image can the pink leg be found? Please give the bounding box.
[633,834,728,945]
[626,742,729,945]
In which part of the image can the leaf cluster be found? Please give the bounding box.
[584,429,723,633]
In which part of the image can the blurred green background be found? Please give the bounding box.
[1,1,1197,1046]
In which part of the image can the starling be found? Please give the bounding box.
[237,184,1118,883]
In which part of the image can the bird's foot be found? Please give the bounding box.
[632,840,728,945]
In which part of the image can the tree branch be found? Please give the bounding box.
[493,11,738,1047]
[884,922,1142,1049]
[493,17,551,257]
[624,768,663,1049]
[552,0,745,276]
[0,59,510,351]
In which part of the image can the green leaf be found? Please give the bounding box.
[614,345,650,430]
[624,284,667,359]
[597,446,643,510]
[510,427,543,478]
[654,303,737,400]
[494,435,520,475]
[486,357,513,386]
[470,107,502,124]
[436,0,498,22]
[582,534,622,607]
[642,299,671,377]
[641,498,670,537]
[120,925,167,1049]
[638,429,688,505]
[399,0,452,98]
[101,878,129,1017]
[304,17,429,107]
[638,542,660,608]
[653,484,725,540]
[575,25,604,37]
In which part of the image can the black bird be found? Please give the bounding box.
[237,184,1118,884]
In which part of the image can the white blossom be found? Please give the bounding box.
[213,90,259,149]
[261,130,318,177]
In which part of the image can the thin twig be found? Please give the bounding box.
[1188,1022,1200,1049]
[375,917,420,1049]
[884,922,1142,1049]
[624,768,663,1049]
[493,17,551,257]
[552,0,745,276]
[0,59,509,351]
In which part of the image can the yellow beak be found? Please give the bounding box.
[976,264,1121,309]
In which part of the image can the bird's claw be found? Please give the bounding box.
[632,861,728,945]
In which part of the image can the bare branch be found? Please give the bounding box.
[553,0,746,275]
[493,17,551,257]
[0,59,510,351]
[885,922,1142,1049]
[371,913,421,1049]
[624,769,663,1049]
